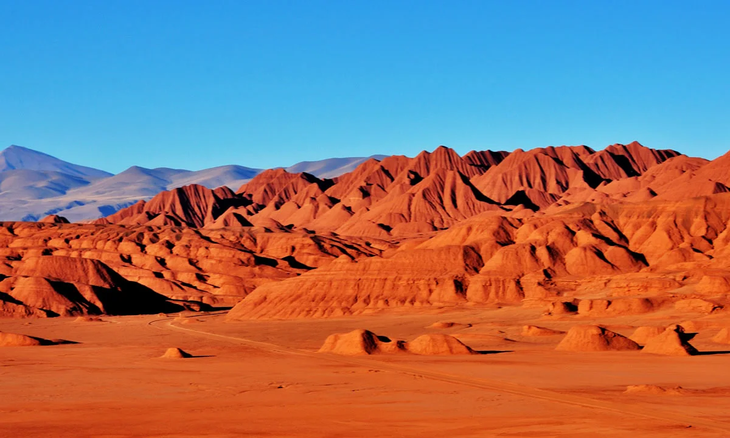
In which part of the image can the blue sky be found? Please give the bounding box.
[1,0,728,173]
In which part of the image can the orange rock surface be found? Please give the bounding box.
[161,347,193,358]
[641,325,699,356]
[0,221,383,317]
[318,329,407,355]
[0,331,53,346]
[555,325,640,352]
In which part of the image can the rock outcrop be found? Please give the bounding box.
[555,325,640,352]
[641,325,698,356]
[0,331,55,346]
[318,330,477,356]
[318,329,407,355]
[161,347,193,358]
[629,326,666,345]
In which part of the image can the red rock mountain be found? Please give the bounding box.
[4,141,730,320]
[91,142,687,236]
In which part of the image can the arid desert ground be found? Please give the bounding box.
[3,0,729,434]
[2,305,730,437]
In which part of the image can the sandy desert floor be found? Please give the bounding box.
[2,306,730,437]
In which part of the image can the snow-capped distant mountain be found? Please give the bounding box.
[0,145,385,221]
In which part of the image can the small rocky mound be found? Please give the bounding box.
[555,325,640,352]
[161,347,193,359]
[0,331,53,347]
[629,326,666,345]
[39,214,70,224]
[74,316,103,323]
[429,321,472,329]
[407,334,475,355]
[641,325,698,356]
[712,327,730,344]
[625,384,685,396]
[522,325,564,336]
[318,329,407,355]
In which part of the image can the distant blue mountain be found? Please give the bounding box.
[0,145,385,221]
[0,145,112,178]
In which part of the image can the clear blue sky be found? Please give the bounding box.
[1,0,728,173]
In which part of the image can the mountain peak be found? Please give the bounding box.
[2,144,60,164]
[0,144,113,178]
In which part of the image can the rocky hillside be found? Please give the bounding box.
[3,142,730,320]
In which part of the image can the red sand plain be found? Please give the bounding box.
[2,307,730,437]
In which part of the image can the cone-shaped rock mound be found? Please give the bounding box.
[629,326,666,345]
[162,347,193,359]
[522,325,564,336]
[555,325,640,352]
[712,327,730,344]
[641,325,698,356]
[318,329,407,355]
[0,331,53,347]
[407,334,475,355]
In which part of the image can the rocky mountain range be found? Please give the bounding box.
[2,141,730,322]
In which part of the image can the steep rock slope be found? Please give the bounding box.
[471,142,680,208]
[93,184,244,228]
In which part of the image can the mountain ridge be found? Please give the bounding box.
[0,145,113,178]
[3,141,730,322]
[90,142,705,241]
[0,145,386,222]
